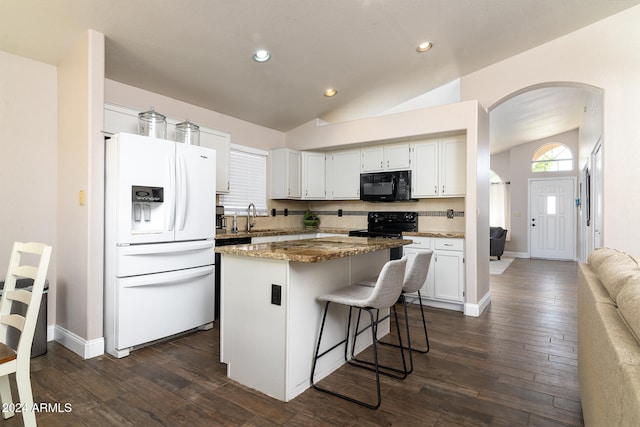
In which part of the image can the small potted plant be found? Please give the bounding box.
[303,209,320,229]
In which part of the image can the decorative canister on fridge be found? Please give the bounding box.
[175,120,200,146]
[138,107,167,139]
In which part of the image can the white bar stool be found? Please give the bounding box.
[352,250,433,373]
[310,257,408,410]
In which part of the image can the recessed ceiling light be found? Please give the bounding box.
[253,49,271,62]
[416,41,433,53]
[324,88,338,97]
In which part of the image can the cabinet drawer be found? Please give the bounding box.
[403,236,432,249]
[435,238,464,251]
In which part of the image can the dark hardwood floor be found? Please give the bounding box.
[5,258,582,426]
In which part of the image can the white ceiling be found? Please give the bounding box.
[490,86,599,154]
[1,0,636,150]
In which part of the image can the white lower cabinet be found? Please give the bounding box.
[404,236,465,310]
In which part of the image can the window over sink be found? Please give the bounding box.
[221,144,268,215]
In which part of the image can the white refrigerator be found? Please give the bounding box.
[104,132,216,358]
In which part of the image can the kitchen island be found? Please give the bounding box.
[215,236,411,402]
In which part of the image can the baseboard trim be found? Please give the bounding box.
[464,291,491,317]
[53,325,105,359]
[504,251,529,259]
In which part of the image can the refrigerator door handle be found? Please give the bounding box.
[120,265,214,289]
[176,152,187,231]
[118,240,214,256]
[167,154,176,231]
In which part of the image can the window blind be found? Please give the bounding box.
[221,145,268,215]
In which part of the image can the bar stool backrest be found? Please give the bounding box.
[363,257,407,309]
[403,250,433,293]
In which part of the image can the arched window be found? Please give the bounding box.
[531,143,573,172]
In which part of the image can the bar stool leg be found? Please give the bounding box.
[348,304,408,379]
[311,304,383,409]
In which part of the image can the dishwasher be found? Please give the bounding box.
[215,237,252,319]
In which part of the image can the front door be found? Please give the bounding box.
[530,178,576,260]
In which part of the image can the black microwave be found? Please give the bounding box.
[360,170,413,202]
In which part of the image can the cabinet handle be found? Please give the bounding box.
[442,185,445,194]
[444,243,453,246]
[434,185,437,194]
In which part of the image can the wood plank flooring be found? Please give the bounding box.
[3,258,582,426]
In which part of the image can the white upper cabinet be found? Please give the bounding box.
[411,141,439,197]
[411,135,466,198]
[326,150,361,199]
[384,143,412,170]
[270,148,301,199]
[104,103,231,194]
[361,143,411,172]
[199,129,231,194]
[301,152,326,199]
[439,136,466,197]
[361,146,384,171]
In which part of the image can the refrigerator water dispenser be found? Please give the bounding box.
[131,185,164,233]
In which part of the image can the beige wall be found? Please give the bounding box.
[462,5,640,255]
[104,79,285,151]
[0,50,58,326]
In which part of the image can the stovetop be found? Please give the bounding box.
[349,211,417,238]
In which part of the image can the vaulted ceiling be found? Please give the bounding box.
[1,0,636,150]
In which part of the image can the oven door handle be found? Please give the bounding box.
[391,175,397,199]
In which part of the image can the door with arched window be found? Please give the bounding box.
[529,143,576,260]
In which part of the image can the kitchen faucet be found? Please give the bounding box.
[247,203,257,232]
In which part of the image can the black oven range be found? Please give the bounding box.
[349,211,417,259]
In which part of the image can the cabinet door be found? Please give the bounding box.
[104,103,139,135]
[270,149,301,199]
[361,146,384,172]
[200,129,230,194]
[288,150,302,198]
[302,152,326,199]
[411,141,439,197]
[433,250,464,302]
[328,150,361,199]
[384,144,411,170]
[403,247,435,298]
[440,136,466,197]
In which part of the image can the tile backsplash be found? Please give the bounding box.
[227,198,465,233]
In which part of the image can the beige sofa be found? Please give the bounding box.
[578,248,640,426]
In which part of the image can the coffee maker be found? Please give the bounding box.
[216,206,226,232]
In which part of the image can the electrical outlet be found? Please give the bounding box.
[338,209,343,217]
[271,284,282,306]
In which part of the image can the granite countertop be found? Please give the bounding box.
[214,235,411,263]
[404,231,465,239]
[216,228,464,239]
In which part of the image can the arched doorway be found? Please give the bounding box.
[488,82,603,261]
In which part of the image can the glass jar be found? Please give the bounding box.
[175,120,200,146]
[138,107,167,139]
